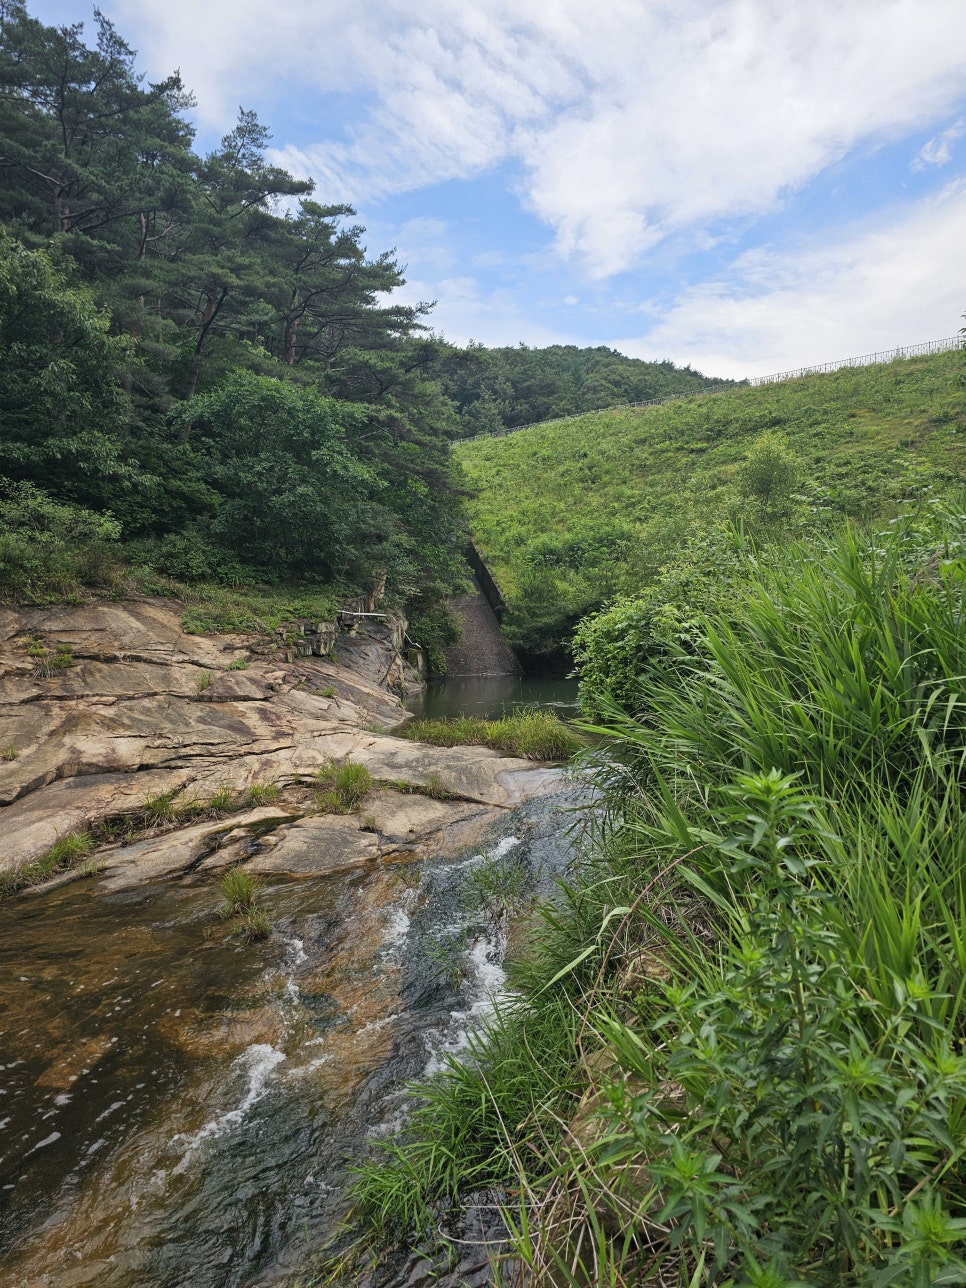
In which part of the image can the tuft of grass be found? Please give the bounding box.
[1,745,19,761]
[245,781,280,806]
[205,785,235,814]
[467,851,530,921]
[401,709,582,761]
[426,931,469,990]
[218,867,260,917]
[226,656,250,671]
[142,791,177,826]
[237,907,272,942]
[27,636,75,678]
[0,830,95,896]
[320,685,336,698]
[196,670,212,693]
[359,812,378,832]
[423,771,452,799]
[314,759,372,813]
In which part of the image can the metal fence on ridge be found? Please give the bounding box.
[467,333,965,440]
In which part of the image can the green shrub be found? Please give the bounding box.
[0,480,121,604]
[405,603,462,676]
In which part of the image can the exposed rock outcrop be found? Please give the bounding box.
[0,597,558,887]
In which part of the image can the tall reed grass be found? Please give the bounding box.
[345,507,966,1285]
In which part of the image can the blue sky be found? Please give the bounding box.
[31,0,966,378]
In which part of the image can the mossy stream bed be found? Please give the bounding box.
[0,782,585,1287]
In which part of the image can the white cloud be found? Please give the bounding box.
[100,0,966,277]
[391,271,579,348]
[611,180,966,378]
[913,117,966,169]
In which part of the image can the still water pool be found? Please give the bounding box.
[406,676,581,722]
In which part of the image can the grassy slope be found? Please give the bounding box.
[457,350,966,597]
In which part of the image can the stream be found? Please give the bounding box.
[0,781,585,1287]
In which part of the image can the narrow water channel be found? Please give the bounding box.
[0,783,585,1287]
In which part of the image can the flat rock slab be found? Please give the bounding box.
[95,807,297,892]
[0,597,562,886]
[362,789,490,843]
[246,815,379,877]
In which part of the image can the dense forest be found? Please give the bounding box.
[0,0,719,632]
[437,342,731,435]
[0,0,467,620]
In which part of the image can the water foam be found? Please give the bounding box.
[170,1044,285,1169]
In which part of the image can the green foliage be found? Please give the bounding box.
[245,781,280,806]
[26,635,75,677]
[458,350,966,660]
[141,791,177,826]
[237,907,273,942]
[405,603,462,676]
[205,785,235,814]
[467,850,531,921]
[218,867,260,917]
[572,528,751,715]
[173,582,341,637]
[738,430,801,518]
[438,341,731,434]
[0,480,121,603]
[0,7,467,612]
[348,510,966,1283]
[0,829,94,895]
[0,231,136,502]
[315,759,372,812]
[174,372,375,581]
[401,709,583,761]
[350,993,582,1241]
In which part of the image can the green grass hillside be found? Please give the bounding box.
[456,349,966,660]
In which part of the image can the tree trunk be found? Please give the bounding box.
[183,285,227,402]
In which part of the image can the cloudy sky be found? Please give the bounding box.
[32,0,966,378]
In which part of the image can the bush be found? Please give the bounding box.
[350,505,966,1283]
[0,479,121,602]
[405,603,461,675]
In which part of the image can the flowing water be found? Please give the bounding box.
[0,783,585,1288]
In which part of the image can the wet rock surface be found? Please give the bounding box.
[0,595,577,1288]
[0,598,559,883]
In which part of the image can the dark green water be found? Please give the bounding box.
[407,675,581,721]
[0,784,584,1288]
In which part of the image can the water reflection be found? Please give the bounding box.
[407,675,581,722]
